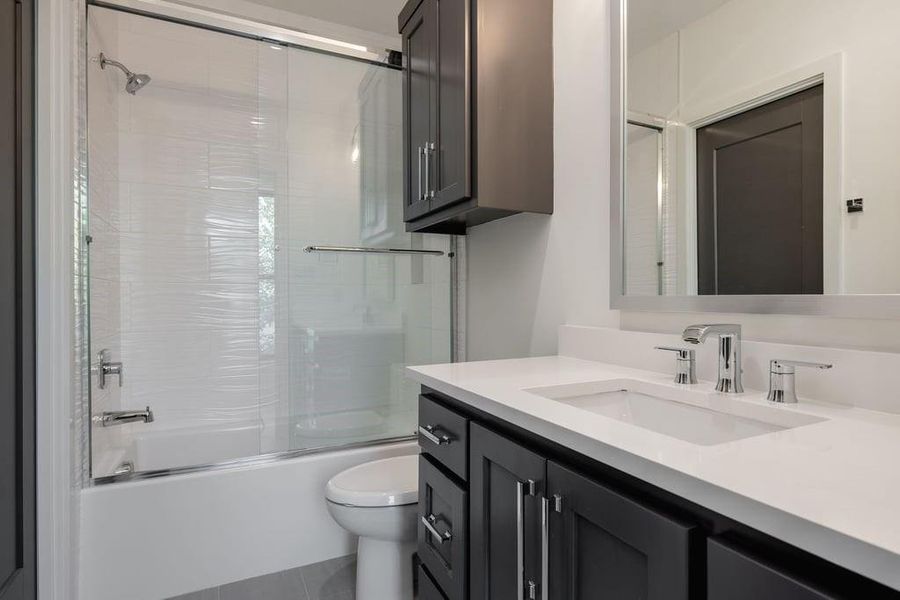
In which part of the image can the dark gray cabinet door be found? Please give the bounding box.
[419,457,467,600]
[418,564,449,600]
[0,0,35,597]
[401,0,438,221]
[547,462,695,600]
[708,538,836,600]
[469,423,546,600]
[431,0,471,211]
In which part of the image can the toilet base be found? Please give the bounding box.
[356,537,416,600]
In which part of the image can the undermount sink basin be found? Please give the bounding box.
[524,379,826,446]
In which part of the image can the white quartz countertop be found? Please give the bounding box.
[407,356,900,591]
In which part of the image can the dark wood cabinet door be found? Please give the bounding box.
[547,462,695,600]
[470,423,546,600]
[419,457,467,600]
[0,0,35,597]
[401,0,438,221]
[431,0,471,211]
[708,538,836,600]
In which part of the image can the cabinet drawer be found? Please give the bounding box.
[419,456,467,600]
[708,538,835,600]
[419,394,468,480]
[418,563,448,600]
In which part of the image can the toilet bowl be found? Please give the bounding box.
[326,454,418,600]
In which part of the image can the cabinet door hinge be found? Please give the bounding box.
[526,580,538,600]
[526,479,537,496]
[553,494,563,513]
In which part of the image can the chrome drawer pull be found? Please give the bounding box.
[421,514,452,544]
[418,424,452,446]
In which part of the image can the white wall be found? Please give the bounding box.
[466,0,900,358]
[466,0,619,360]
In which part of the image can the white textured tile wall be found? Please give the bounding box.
[86,7,452,474]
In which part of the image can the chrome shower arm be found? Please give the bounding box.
[99,53,134,78]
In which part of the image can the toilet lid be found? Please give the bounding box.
[326,454,418,507]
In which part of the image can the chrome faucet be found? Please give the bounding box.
[682,324,744,393]
[97,406,154,427]
[767,359,832,404]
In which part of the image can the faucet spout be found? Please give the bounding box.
[681,324,744,393]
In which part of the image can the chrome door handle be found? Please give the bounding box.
[421,514,452,544]
[417,146,424,201]
[418,424,452,446]
[541,495,549,600]
[516,480,525,600]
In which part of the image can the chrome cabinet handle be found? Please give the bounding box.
[417,146,424,201]
[423,143,431,201]
[541,495,549,600]
[421,514,452,544]
[516,480,525,600]
[418,424,452,446]
[427,142,436,199]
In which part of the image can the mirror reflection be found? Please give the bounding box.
[624,0,900,296]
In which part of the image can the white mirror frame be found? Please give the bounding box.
[609,0,900,319]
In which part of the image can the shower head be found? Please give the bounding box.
[98,53,151,95]
[125,72,152,94]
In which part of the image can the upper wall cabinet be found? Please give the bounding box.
[398,0,554,234]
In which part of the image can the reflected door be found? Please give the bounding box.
[696,85,824,295]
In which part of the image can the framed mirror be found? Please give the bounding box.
[610,0,900,318]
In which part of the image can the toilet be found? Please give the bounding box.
[326,454,419,600]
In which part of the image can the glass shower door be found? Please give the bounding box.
[85,6,452,478]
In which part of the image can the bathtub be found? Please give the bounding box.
[79,439,418,600]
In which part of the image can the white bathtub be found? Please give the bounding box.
[80,440,418,600]
[132,420,264,472]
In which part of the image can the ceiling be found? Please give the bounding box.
[244,0,407,37]
[628,0,732,55]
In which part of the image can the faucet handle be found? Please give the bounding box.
[655,346,697,385]
[655,346,695,360]
[767,359,833,403]
[769,359,833,374]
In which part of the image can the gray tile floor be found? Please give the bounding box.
[168,554,356,600]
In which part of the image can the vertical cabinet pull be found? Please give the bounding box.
[417,146,424,201]
[427,141,436,199]
[423,144,431,201]
[516,480,525,600]
[541,495,549,600]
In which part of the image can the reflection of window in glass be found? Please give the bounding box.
[258,195,276,355]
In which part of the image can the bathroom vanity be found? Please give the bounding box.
[409,352,900,599]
